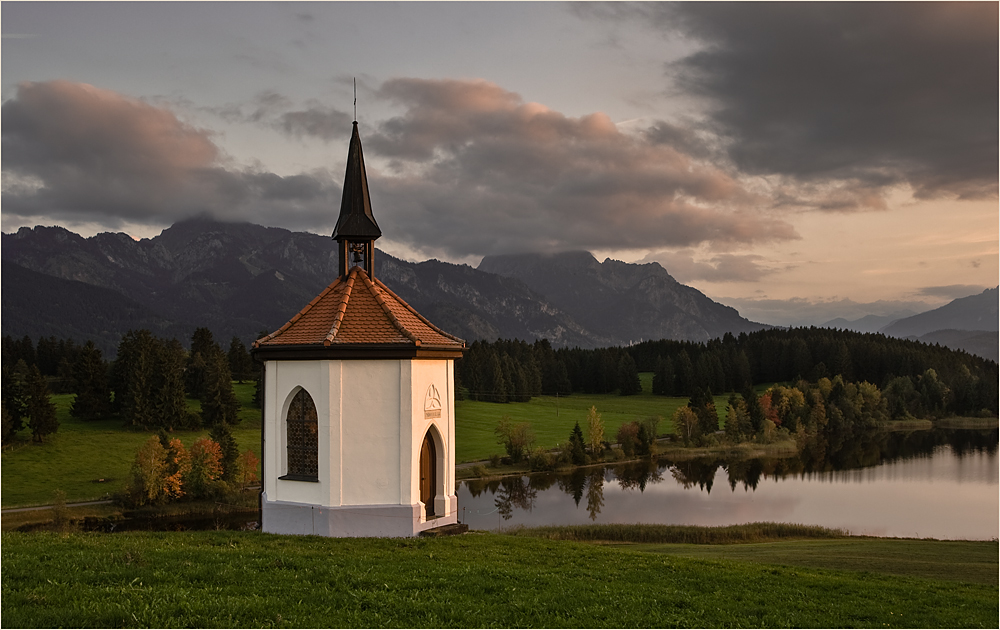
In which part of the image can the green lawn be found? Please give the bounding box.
[2,376,734,507]
[455,372,732,462]
[1,531,995,628]
[1,384,262,508]
[625,538,999,586]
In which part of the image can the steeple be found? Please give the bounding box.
[333,121,381,278]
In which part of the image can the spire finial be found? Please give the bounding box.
[354,77,357,122]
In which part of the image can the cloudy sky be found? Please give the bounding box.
[2,2,997,326]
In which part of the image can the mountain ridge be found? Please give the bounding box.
[2,220,765,353]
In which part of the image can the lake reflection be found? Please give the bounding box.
[458,428,998,540]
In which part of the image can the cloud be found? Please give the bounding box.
[640,250,784,283]
[1,81,340,231]
[916,285,987,300]
[359,78,796,258]
[587,3,999,206]
[213,90,352,142]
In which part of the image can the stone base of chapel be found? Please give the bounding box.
[261,493,458,537]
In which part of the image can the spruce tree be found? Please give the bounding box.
[617,354,642,396]
[1,363,28,441]
[26,365,58,442]
[743,386,767,436]
[569,421,586,465]
[186,328,217,398]
[114,330,157,427]
[152,339,191,430]
[201,349,241,427]
[227,337,252,383]
[675,350,695,396]
[210,423,240,482]
[70,341,111,421]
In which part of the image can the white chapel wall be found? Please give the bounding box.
[340,359,403,506]
[265,360,334,507]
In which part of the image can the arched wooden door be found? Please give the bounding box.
[419,431,437,517]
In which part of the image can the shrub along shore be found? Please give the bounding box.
[2,525,996,628]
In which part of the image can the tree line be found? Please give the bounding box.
[456,328,998,417]
[1,329,263,445]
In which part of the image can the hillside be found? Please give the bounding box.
[1,220,768,351]
[1,263,190,357]
[881,288,998,337]
[479,251,768,343]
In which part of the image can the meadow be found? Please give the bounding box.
[1,528,995,628]
[1,383,263,508]
[455,373,706,462]
[1,374,729,507]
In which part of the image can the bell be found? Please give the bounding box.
[351,244,364,265]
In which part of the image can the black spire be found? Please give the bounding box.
[333,121,381,278]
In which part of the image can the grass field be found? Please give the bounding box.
[1,384,262,508]
[455,372,732,462]
[2,375,735,506]
[1,529,995,628]
[629,538,999,586]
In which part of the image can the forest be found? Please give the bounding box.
[456,328,997,418]
[2,324,996,449]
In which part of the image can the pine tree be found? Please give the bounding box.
[152,339,192,430]
[201,349,241,427]
[743,386,767,436]
[617,354,642,396]
[227,337,252,383]
[186,328,217,398]
[569,421,586,465]
[70,341,111,421]
[26,365,58,442]
[210,423,240,482]
[1,362,29,442]
[675,350,695,396]
[113,330,157,427]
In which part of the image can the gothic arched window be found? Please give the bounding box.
[284,389,318,480]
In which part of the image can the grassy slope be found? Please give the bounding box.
[1,384,262,508]
[2,531,995,628]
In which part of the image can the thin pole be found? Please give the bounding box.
[354,77,357,121]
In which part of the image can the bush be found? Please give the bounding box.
[616,422,639,457]
[494,415,535,463]
[529,447,555,471]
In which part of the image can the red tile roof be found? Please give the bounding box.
[254,266,465,351]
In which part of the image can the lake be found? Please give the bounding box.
[458,428,998,541]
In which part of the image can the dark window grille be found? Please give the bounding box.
[286,389,318,480]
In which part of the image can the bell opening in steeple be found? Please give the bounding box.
[333,121,381,278]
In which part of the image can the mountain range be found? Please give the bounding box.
[3,219,994,362]
[1,219,768,356]
[818,288,998,362]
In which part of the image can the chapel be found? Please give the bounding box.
[251,121,465,537]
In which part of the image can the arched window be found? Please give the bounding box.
[284,389,318,481]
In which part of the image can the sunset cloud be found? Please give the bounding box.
[1,81,339,230]
[583,2,999,207]
[363,78,796,258]
[640,250,785,283]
